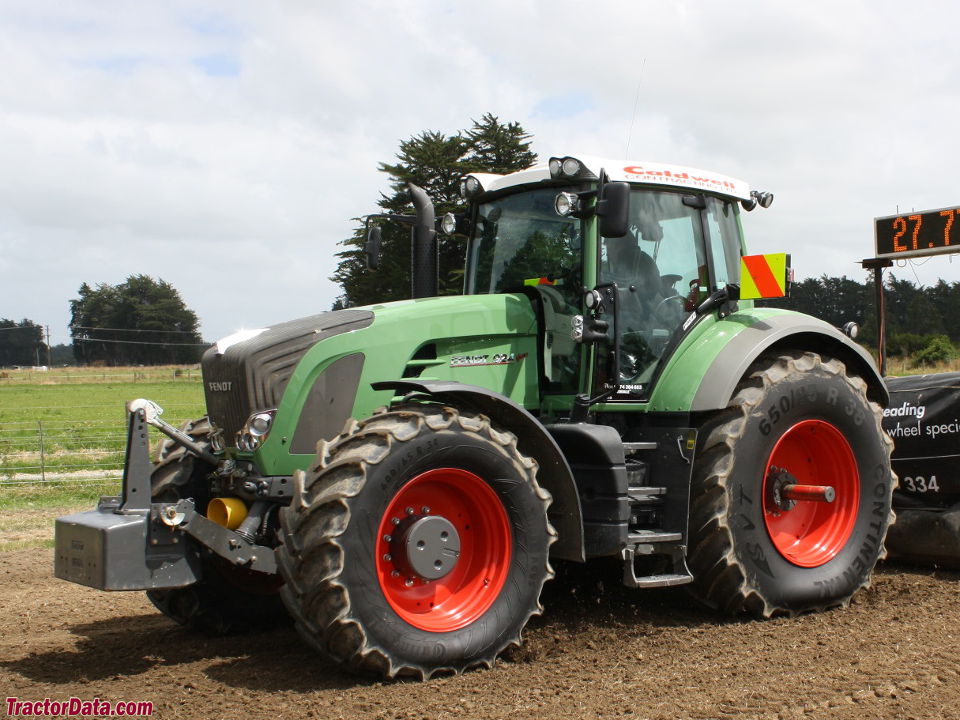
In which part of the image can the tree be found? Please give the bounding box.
[925,279,960,339]
[461,114,540,173]
[49,344,75,366]
[759,274,870,328]
[331,114,537,307]
[69,275,205,365]
[757,272,960,358]
[0,319,45,366]
[912,335,955,368]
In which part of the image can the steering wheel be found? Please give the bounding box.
[653,294,686,326]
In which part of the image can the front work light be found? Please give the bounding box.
[440,212,457,235]
[549,156,595,180]
[554,192,580,217]
[561,158,582,177]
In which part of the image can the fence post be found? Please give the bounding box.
[38,420,46,483]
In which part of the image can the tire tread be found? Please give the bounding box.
[276,403,555,680]
[688,351,896,618]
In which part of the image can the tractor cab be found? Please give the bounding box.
[460,155,766,405]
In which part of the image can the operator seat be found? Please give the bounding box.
[604,239,662,332]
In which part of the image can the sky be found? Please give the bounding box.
[3,1,960,346]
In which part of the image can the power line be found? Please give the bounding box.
[74,337,210,347]
[71,325,200,335]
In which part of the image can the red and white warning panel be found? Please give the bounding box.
[739,253,792,299]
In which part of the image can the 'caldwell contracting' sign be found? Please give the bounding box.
[620,162,750,200]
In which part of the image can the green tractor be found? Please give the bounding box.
[55,155,895,679]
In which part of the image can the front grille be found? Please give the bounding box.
[201,310,374,443]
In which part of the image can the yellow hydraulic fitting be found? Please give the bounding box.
[207,497,248,530]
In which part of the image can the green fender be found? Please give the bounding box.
[647,307,887,413]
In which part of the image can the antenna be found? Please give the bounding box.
[624,58,646,159]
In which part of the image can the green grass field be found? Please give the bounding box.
[0,368,204,549]
[0,372,204,483]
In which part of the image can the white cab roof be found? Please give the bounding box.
[470,155,751,201]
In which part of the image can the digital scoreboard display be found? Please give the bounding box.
[875,205,960,259]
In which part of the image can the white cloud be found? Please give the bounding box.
[2,0,960,345]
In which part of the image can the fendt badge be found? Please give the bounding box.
[208,381,233,392]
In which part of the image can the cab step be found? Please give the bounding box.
[623,441,658,455]
[618,430,697,590]
[628,530,682,544]
[621,531,694,589]
[628,485,667,504]
[622,571,694,589]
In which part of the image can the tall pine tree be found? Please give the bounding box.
[331,114,537,307]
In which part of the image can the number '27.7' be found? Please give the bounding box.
[892,209,959,252]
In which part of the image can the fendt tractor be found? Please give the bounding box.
[55,156,895,680]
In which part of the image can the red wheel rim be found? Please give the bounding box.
[762,419,859,567]
[376,468,512,632]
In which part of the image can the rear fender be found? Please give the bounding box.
[372,380,585,562]
[650,310,887,413]
[692,315,887,410]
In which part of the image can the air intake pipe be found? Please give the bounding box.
[408,183,438,299]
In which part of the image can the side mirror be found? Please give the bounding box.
[364,226,382,270]
[597,181,630,238]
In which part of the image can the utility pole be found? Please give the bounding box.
[45,325,52,367]
[861,257,893,376]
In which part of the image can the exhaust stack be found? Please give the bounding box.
[408,183,438,298]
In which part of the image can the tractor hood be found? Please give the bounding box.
[201,309,374,444]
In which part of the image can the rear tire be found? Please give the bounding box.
[146,418,286,634]
[688,352,895,616]
[276,404,555,679]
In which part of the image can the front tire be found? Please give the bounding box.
[688,352,895,616]
[276,404,555,679]
[146,418,286,634]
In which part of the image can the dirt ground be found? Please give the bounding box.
[1,550,958,720]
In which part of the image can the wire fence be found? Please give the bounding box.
[0,366,202,385]
[0,409,200,486]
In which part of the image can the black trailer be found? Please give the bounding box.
[866,205,960,565]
